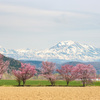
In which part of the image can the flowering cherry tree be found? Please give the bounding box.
[0,54,9,79]
[12,70,22,86]
[75,64,96,87]
[41,61,56,86]
[57,65,76,86]
[12,63,37,86]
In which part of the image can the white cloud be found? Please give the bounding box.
[0,2,100,49]
[0,3,92,17]
[0,3,98,32]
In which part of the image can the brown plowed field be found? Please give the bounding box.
[0,87,100,100]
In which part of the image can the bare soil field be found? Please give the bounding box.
[0,87,100,100]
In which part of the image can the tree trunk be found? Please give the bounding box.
[66,81,69,86]
[49,78,54,86]
[18,81,20,86]
[50,81,54,86]
[83,81,85,87]
[23,80,26,86]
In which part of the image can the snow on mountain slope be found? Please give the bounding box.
[0,40,100,62]
[35,41,100,62]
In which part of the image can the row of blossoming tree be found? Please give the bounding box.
[0,53,96,87]
[12,61,96,87]
[40,61,96,87]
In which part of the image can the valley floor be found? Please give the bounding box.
[0,87,100,100]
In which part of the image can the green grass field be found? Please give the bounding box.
[0,80,100,86]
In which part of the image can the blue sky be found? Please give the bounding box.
[0,0,100,50]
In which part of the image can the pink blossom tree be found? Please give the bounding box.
[41,61,56,86]
[12,63,37,86]
[75,64,96,87]
[12,70,22,86]
[0,54,9,79]
[57,65,76,86]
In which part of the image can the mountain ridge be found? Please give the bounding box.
[0,40,100,63]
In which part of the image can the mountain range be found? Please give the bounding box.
[21,60,100,74]
[0,40,100,63]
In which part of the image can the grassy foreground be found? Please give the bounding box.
[0,80,100,86]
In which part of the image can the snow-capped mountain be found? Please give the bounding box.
[0,40,100,63]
